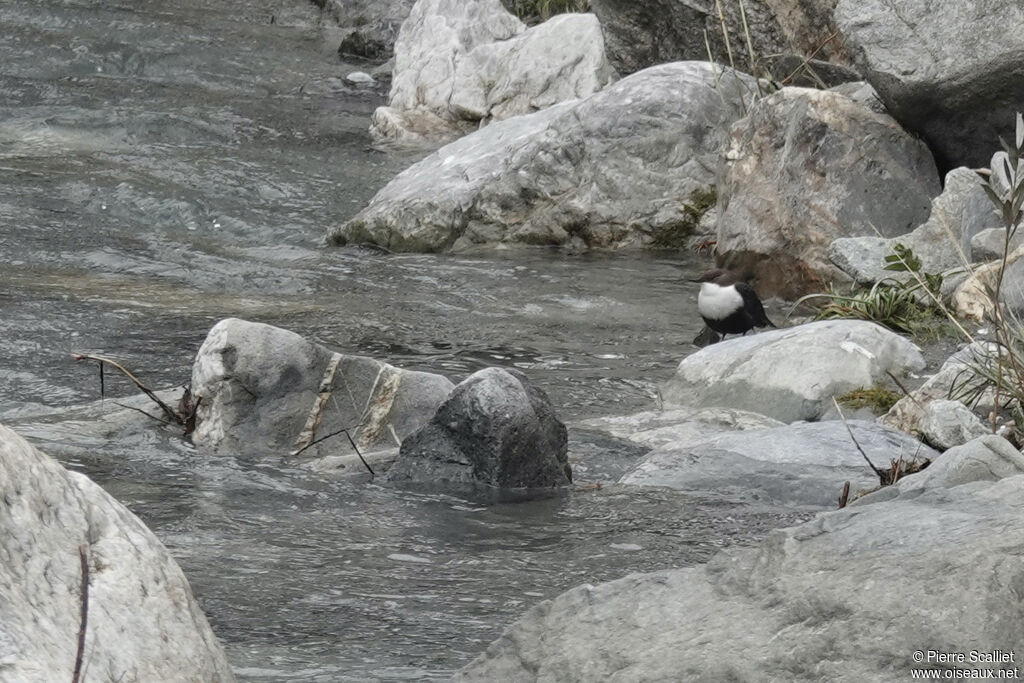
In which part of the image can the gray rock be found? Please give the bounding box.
[384,367,571,488]
[829,80,886,114]
[371,0,614,141]
[190,318,453,458]
[332,62,759,252]
[662,320,925,423]
[953,244,1024,321]
[320,0,415,59]
[574,406,784,450]
[590,0,853,79]
[0,424,235,682]
[971,228,1024,263]
[883,342,995,435]
[899,434,1024,493]
[457,464,1024,682]
[620,420,932,508]
[834,0,1024,169]
[715,87,940,298]
[828,167,999,286]
[918,399,990,451]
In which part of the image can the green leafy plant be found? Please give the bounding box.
[792,246,946,335]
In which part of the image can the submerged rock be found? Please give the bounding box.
[620,420,933,509]
[385,367,571,488]
[319,0,415,59]
[574,406,783,450]
[0,424,235,682]
[457,444,1024,682]
[332,62,759,252]
[662,320,925,423]
[714,87,940,298]
[190,318,453,459]
[371,0,613,141]
[835,0,1024,170]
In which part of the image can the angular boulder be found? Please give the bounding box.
[456,452,1024,682]
[917,399,989,452]
[828,167,999,286]
[371,0,614,141]
[0,424,235,682]
[882,342,994,436]
[835,0,1024,170]
[714,87,940,298]
[384,367,571,488]
[332,62,760,252]
[662,320,925,423]
[620,420,933,508]
[898,435,1024,494]
[190,318,454,459]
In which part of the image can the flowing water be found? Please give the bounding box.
[0,1,807,680]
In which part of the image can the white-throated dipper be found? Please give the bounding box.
[691,268,774,340]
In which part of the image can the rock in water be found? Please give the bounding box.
[332,62,759,252]
[191,318,454,459]
[385,367,571,488]
[371,0,613,141]
[0,424,235,682]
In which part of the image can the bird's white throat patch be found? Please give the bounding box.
[698,282,744,319]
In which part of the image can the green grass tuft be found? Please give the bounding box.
[836,386,901,414]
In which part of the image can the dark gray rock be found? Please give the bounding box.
[385,367,571,488]
[590,0,853,78]
[715,87,940,298]
[835,0,1024,170]
[318,0,415,60]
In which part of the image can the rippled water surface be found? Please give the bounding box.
[1,1,805,680]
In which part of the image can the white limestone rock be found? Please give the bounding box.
[661,320,925,423]
[0,424,235,682]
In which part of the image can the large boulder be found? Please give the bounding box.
[370,0,613,141]
[0,424,235,682]
[835,0,1024,170]
[190,318,454,459]
[620,420,935,508]
[714,87,940,298]
[662,320,925,423]
[384,367,571,488]
[828,167,999,286]
[917,399,989,452]
[332,62,760,252]
[456,450,1024,682]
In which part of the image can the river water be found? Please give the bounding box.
[0,1,806,680]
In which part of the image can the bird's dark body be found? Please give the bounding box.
[693,272,774,342]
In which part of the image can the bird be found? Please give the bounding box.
[690,267,775,342]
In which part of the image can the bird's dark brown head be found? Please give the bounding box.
[689,268,739,285]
